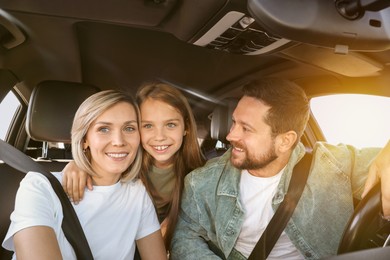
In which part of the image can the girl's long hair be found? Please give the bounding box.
[136,82,205,250]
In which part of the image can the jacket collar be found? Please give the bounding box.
[215,143,306,197]
[277,142,307,194]
[216,149,241,197]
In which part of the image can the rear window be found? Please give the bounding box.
[0,91,21,140]
[310,94,390,148]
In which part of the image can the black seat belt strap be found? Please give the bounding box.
[248,152,312,260]
[0,139,94,260]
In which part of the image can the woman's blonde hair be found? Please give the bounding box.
[71,90,142,182]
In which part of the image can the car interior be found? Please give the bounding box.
[1,0,390,259]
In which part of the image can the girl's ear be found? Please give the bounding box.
[276,130,297,153]
[183,130,187,136]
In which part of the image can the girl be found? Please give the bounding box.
[62,82,206,251]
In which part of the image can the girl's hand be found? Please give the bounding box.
[62,161,93,204]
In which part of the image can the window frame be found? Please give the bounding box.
[0,89,27,146]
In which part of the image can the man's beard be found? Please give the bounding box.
[230,143,278,170]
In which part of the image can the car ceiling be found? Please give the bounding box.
[1,0,390,127]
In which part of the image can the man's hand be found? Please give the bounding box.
[62,161,93,204]
[362,141,390,218]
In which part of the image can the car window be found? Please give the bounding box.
[310,94,390,148]
[0,91,21,140]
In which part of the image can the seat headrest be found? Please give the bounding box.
[26,81,100,143]
[210,98,238,144]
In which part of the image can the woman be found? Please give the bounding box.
[2,90,167,259]
[62,82,206,250]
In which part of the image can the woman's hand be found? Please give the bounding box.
[62,161,92,204]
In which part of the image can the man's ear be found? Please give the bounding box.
[276,131,297,153]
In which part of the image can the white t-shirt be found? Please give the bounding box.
[235,169,304,260]
[2,171,160,260]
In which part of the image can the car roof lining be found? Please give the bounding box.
[0,0,233,42]
[1,1,390,109]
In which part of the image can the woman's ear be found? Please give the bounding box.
[276,131,297,153]
[83,139,89,150]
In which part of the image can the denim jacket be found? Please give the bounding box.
[171,142,380,259]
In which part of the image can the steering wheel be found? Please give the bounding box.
[337,182,390,254]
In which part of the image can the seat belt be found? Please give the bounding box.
[0,139,94,260]
[248,152,313,260]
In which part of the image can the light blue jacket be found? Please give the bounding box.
[171,142,380,259]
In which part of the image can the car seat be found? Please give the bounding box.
[201,97,238,159]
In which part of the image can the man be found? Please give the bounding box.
[170,79,390,259]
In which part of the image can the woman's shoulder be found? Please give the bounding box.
[19,171,63,200]
[122,178,148,193]
[22,171,61,186]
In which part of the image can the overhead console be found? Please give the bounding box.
[182,0,390,55]
[192,11,293,55]
[247,0,390,52]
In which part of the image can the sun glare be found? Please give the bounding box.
[310,94,390,148]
